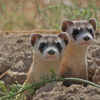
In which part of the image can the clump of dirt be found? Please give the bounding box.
[33,82,100,100]
[0,32,100,99]
[0,33,33,84]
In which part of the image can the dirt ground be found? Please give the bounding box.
[0,31,100,99]
[33,82,100,100]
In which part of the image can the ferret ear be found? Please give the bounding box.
[88,18,96,31]
[61,19,74,32]
[31,33,42,46]
[58,32,69,45]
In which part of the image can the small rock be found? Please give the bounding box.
[16,39,23,44]
[79,95,85,100]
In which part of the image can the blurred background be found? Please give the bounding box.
[0,0,99,31]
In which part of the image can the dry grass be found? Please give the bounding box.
[0,0,99,30]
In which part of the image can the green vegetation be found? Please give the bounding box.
[39,0,100,29]
[0,0,99,30]
[0,70,100,100]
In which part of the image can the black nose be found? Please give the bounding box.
[83,36,90,41]
[48,49,55,55]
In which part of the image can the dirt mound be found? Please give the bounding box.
[0,33,33,84]
[33,82,100,100]
[0,32,100,99]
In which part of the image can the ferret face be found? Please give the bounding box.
[31,33,69,60]
[61,18,96,46]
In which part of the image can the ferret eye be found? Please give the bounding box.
[73,29,79,35]
[87,28,94,37]
[88,28,93,34]
[56,42,62,49]
[40,42,46,48]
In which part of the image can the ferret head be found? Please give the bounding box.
[61,18,96,46]
[31,33,69,60]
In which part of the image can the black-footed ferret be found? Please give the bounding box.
[24,32,69,100]
[59,18,96,84]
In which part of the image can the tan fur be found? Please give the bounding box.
[23,51,60,100]
[59,41,88,80]
[26,52,60,83]
[59,18,96,80]
[18,32,69,100]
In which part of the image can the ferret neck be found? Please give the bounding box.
[65,41,88,58]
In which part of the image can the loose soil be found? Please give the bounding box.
[0,31,100,100]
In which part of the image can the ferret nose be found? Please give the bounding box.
[83,36,90,41]
[48,49,55,55]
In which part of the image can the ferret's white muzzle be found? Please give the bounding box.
[43,47,60,60]
[76,32,94,45]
